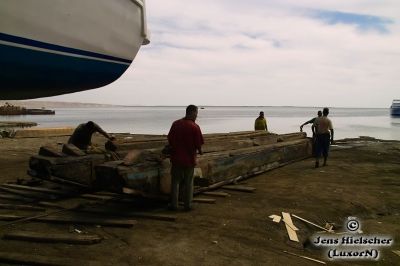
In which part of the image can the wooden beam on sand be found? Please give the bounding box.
[222,185,256,193]
[0,214,137,227]
[292,214,334,233]
[192,198,216,204]
[77,208,177,222]
[0,252,114,266]
[283,251,326,265]
[36,201,65,209]
[3,231,103,245]
[0,186,57,200]
[1,183,73,196]
[80,194,115,201]
[0,193,35,203]
[194,176,243,195]
[0,203,45,212]
[41,175,90,190]
[202,191,230,197]
[0,194,63,209]
[282,212,299,242]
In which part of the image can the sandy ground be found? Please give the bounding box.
[0,135,399,266]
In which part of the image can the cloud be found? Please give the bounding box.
[43,0,400,108]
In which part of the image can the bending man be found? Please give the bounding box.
[68,121,115,151]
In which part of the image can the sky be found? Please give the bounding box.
[42,0,400,107]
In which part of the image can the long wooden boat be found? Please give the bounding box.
[29,131,312,196]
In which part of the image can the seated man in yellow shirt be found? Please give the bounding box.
[254,111,268,131]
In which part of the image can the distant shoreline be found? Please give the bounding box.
[0,101,389,109]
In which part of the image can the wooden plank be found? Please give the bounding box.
[282,212,299,242]
[0,203,45,212]
[3,231,103,245]
[37,201,65,209]
[0,205,82,228]
[0,251,114,266]
[192,198,216,204]
[95,191,120,197]
[0,193,35,203]
[48,175,90,189]
[222,185,256,193]
[123,212,176,222]
[80,194,114,201]
[0,186,57,200]
[202,191,230,197]
[0,214,137,227]
[1,183,73,196]
[0,194,63,209]
[78,208,177,222]
[269,214,282,223]
[194,176,244,195]
[292,214,334,233]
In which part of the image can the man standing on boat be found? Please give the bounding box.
[300,110,322,133]
[68,121,115,151]
[300,110,322,156]
[168,105,204,211]
[254,111,268,131]
[313,108,334,168]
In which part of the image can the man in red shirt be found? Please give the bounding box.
[168,105,204,211]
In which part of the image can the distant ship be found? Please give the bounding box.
[391,100,400,116]
[0,0,150,100]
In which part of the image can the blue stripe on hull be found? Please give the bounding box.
[0,33,132,64]
[0,44,130,100]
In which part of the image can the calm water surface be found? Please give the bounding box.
[2,106,400,140]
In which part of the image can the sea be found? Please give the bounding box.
[2,106,400,140]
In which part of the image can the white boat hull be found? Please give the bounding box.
[0,0,149,99]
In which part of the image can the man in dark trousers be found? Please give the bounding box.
[167,105,204,211]
[313,108,334,168]
[68,121,115,151]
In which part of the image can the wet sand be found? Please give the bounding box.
[0,135,399,265]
